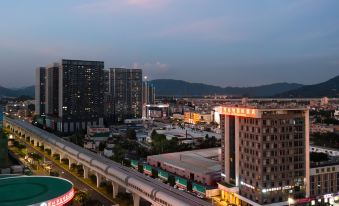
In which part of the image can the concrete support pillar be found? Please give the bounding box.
[33,139,38,147]
[69,159,75,169]
[96,173,102,188]
[60,153,65,163]
[132,193,140,206]
[83,166,89,179]
[50,149,55,156]
[112,182,119,199]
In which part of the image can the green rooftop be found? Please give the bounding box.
[89,132,110,138]
[218,181,236,188]
[0,175,73,206]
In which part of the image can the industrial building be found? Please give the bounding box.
[147,148,222,186]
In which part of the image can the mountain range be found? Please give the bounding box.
[276,75,339,98]
[150,75,339,97]
[0,85,35,98]
[149,79,304,97]
[0,75,338,98]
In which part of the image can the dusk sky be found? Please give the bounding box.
[1,0,339,88]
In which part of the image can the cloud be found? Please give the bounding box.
[157,17,247,43]
[132,61,169,76]
[126,0,168,8]
[328,59,339,66]
[0,37,61,56]
[279,0,323,15]
[75,0,170,15]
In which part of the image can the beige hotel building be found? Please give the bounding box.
[214,105,310,206]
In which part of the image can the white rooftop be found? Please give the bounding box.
[148,148,221,174]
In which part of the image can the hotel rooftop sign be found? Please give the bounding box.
[214,106,261,118]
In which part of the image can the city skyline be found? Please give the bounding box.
[1,0,339,88]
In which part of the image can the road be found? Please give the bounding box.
[16,136,115,206]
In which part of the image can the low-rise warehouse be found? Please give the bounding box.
[147,148,222,186]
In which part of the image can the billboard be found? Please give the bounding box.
[214,106,261,118]
[193,183,206,195]
[175,176,187,189]
[143,164,152,175]
[33,188,74,206]
[87,127,109,135]
[131,160,138,169]
[158,170,169,181]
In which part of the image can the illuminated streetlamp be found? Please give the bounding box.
[288,197,295,206]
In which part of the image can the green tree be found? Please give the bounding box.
[111,145,126,163]
[89,174,97,184]
[61,158,69,165]
[151,133,167,154]
[27,104,35,112]
[73,190,89,205]
[151,133,187,154]
[38,145,44,151]
[85,199,102,206]
[29,153,42,162]
[53,154,60,160]
[16,95,33,101]
[199,136,218,149]
[75,165,84,175]
[126,129,137,140]
[168,175,175,187]
[187,181,193,191]
[310,152,329,162]
[152,168,158,178]
[98,142,106,151]
[311,132,339,149]
[69,132,84,146]
[70,163,78,171]
[50,171,59,177]
[45,148,51,155]
[138,164,144,173]
[151,130,157,138]
[135,145,150,158]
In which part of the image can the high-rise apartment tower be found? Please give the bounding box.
[57,59,105,133]
[35,67,46,115]
[45,63,60,116]
[108,68,142,122]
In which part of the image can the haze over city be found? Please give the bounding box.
[2,1,339,206]
[1,0,339,88]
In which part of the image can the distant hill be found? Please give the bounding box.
[277,75,339,98]
[2,75,338,98]
[0,85,34,98]
[0,86,16,97]
[149,79,303,97]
